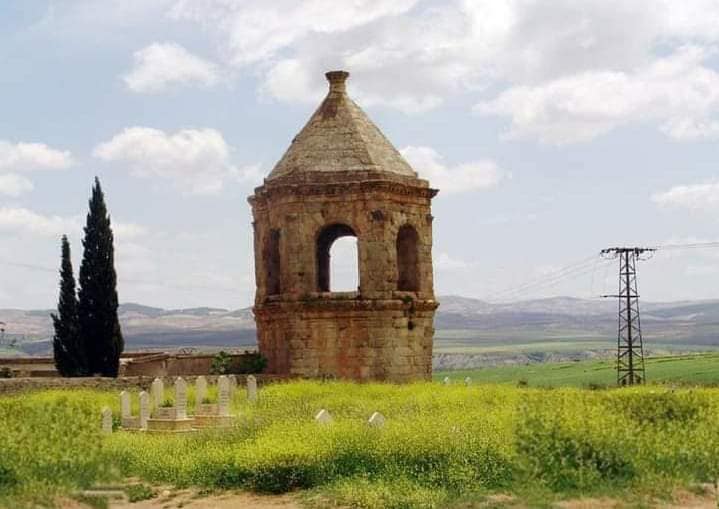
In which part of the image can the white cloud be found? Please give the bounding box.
[0,174,34,196]
[400,146,502,194]
[170,0,420,66]
[0,207,147,239]
[94,127,257,194]
[0,207,79,237]
[652,180,719,211]
[0,140,73,172]
[476,46,719,144]
[123,42,220,93]
[167,0,719,134]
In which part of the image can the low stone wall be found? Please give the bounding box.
[120,352,259,377]
[0,374,287,396]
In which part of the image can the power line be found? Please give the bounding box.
[487,256,614,302]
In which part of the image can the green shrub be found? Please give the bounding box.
[517,392,635,491]
[234,352,268,374]
[210,351,232,375]
[125,483,155,502]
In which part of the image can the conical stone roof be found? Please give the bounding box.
[267,71,417,181]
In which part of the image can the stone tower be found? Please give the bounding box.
[249,70,438,382]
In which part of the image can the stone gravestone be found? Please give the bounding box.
[227,375,237,398]
[315,409,332,424]
[120,391,131,420]
[196,376,208,406]
[151,378,164,410]
[139,391,150,430]
[101,407,112,434]
[368,411,385,428]
[246,375,258,402]
[175,377,188,420]
[443,376,451,385]
[217,375,230,417]
[464,376,472,386]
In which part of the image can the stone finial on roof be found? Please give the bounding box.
[326,70,349,93]
[266,69,418,181]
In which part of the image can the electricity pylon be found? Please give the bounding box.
[600,247,655,386]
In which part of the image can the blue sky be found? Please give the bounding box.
[2,0,719,309]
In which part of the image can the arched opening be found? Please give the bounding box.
[316,223,358,292]
[264,229,281,295]
[397,225,420,291]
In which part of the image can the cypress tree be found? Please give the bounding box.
[51,235,85,376]
[78,177,124,376]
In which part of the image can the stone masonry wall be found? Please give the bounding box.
[250,172,438,382]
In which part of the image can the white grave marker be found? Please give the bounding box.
[228,375,237,398]
[246,375,258,402]
[368,411,385,427]
[464,377,472,386]
[315,409,332,424]
[151,378,164,409]
[196,376,208,405]
[119,390,131,419]
[218,375,230,417]
[139,391,150,430]
[101,407,112,434]
[175,377,188,419]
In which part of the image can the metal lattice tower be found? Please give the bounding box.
[601,247,655,386]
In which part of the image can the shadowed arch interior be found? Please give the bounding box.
[264,229,281,295]
[397,224,420,291]
[317,223,357,292]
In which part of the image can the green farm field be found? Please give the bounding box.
[434,352,719,387]
[3,380,719,508]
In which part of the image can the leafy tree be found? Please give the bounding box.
[78,177,124,376]
[51,235,85,376]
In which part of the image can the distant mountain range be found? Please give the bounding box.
[2,296,719,363]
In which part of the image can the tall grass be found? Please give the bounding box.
[2,382,719,508]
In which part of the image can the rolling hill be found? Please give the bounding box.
[2,296,719,368]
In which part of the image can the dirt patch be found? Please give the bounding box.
[109,489,301,509]
[556,485,718,509]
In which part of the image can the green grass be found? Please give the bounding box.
[3,381,719,508]
[435,352,719,387]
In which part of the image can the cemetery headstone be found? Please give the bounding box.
[120,390,131,419]
[101,407,112,434]
[218,375,230,417]
[247,375,258,402]
[139,391,150,430]
[196,376,208,406]
[228,374,237,397]
[175,377,188,420]
[151,378,164,409]
[315,409,333,424]
[368,411,385,427]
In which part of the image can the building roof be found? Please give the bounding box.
[266,71,418,181]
